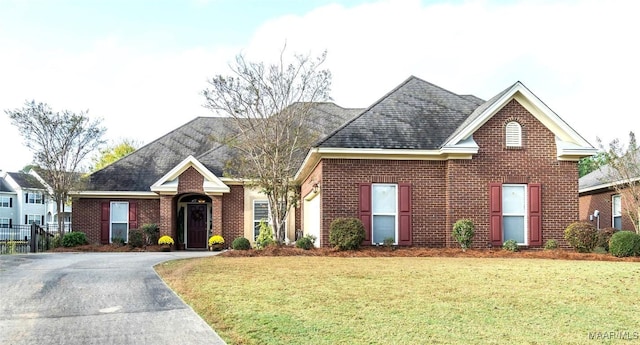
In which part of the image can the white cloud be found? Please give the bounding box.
[2,0,639,172]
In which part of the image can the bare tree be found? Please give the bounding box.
[203,47,331,243]
[599,132,640,232]
[6,101,106,236]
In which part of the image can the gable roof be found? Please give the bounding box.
[443,81,595,159]
[317,76,483,149]
[295,76,597,182]
[0,177,15,193]
[81,102,361,193]
[151,155,230,195]
[6,172,46,190]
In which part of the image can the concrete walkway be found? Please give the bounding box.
[0,251,226,345]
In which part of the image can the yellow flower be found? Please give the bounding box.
[158,235,174,245]
[208,235,224,246]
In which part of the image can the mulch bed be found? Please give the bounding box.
[47,244,640,262]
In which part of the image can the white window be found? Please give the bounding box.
[0,196,10,208]
[253,200,270,240]
[0,218,9,228]
[502,184,527,244]
[612,195,622,230]
[26,192,43,204]
[110,202,129,243]
[505,121,522,147]
[26,214,42,225]
[372,184,397,244]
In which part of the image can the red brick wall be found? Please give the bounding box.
[446,99,579,248]
[178,167,204,193]
[317,99,580,248]
[72,198,160,244]
[320,159,447,247]
[222,185,244,242]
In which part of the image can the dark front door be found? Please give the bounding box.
[187,204,207,249]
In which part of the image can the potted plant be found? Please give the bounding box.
[158,235,174,251]
[208,235,225,251]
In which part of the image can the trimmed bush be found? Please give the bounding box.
[452,219,475,251]
[503,239,518,252]
[296,236,315,250]
[564,222,598,253]
[255,221,275,249]
[62,231,88,247]
[51,234,63,248]
[231,237,251,250]
[597,227,616,252]
[128,229,144,248]
[543,239,558,250]
[609,231,640,257]
[140,223,159,245]
[329,217,365,251]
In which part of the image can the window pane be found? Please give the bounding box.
[254,201,269,222]
[111,202,128,222]
[372,185,396,213]
[613,196,621,216]
[111,223,128,242]
[613,216,622,230]
[372,215,395,243]
[503,216,525,243]
[502,185,525,214]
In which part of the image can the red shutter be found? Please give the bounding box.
[528,183,542,247]
[489,183,503,247]
[101,202,110,244]
[398,183,412,246]
[129,202,138,229]
[359,183,372,245]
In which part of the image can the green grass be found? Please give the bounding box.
[156,257,640,345]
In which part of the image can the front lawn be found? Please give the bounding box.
[156,256,640,345]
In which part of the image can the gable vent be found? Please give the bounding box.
[505,121,522,147]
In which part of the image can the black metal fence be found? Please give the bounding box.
[0,224,63,254]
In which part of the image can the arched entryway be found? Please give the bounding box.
[177,194,212,250]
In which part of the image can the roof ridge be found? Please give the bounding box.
[315,76,419,146]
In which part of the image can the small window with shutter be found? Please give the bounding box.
[505,121,522,147]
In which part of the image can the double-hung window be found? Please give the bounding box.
[0,196,11,208]
[25,214,42,225]
[372,184,398,244]
[612,195,622,230]
[26,192,43,204]
[0,218,10,228]
[110,201,129,242]
[253,200,269,240]
[502,184,527,244]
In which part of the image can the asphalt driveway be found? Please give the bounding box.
[0,251,226,345]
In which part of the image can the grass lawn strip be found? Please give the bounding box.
[156,257,640,345]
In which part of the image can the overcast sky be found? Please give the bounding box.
[1,0,639,172]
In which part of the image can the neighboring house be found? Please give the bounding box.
[1,171,47,229]
[0,170,73,233]
[71,76,596,249]
[579,164,639,230]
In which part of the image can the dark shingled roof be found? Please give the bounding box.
[317,76,485,149]
[85,102,361,192]
[6,172,46,189]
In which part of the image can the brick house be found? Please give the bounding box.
[71,76,596,249]
[579,164,639,231]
